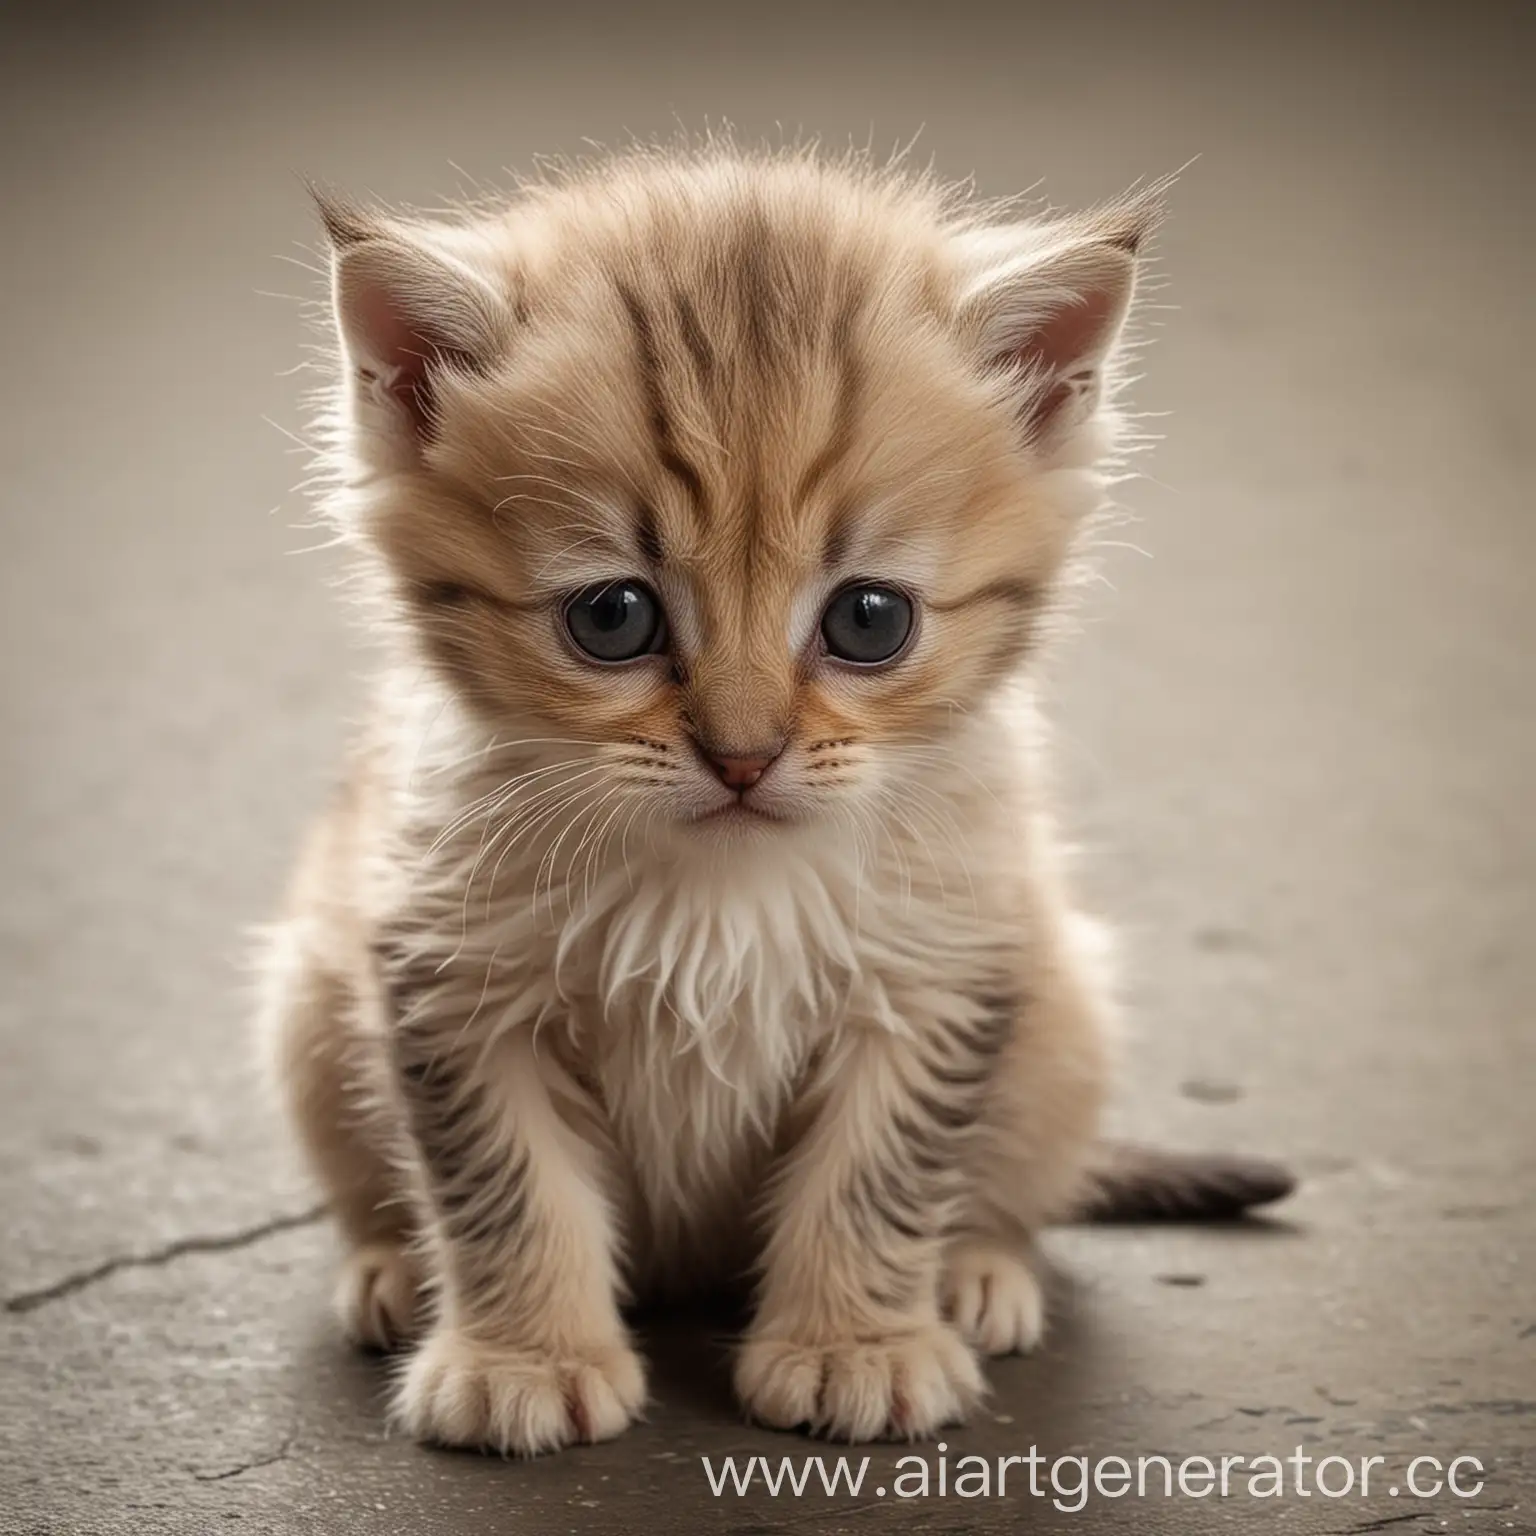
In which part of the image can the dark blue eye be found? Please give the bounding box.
[564,581,666,663]
[821,585,915,665]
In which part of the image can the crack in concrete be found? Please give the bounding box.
[3,1203,327,1314]
[193,1429,298,1483]
[1317,1514,1436,1536]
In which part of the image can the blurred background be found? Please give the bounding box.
[1,3,1532,1532]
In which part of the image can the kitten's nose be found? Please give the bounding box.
[701,744,783,790]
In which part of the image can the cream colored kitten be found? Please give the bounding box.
[259,146,1291,1455]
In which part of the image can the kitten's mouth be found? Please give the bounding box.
[690,800,787,827]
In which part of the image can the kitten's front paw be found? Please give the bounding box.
[336,1242,420,1351]
[395,1328,647,1455]
[941,1239,1046,1356]
[735,1324,983,1441]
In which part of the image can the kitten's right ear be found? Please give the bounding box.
[953,189,1163,454]
[314,189,511,458]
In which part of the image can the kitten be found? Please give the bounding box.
[259,145,1291,1455]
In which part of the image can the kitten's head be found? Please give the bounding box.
[317,151,1157,842]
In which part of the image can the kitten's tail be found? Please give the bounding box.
[1070,1141,1296,1223]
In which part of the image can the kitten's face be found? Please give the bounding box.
[328,160,1147,842]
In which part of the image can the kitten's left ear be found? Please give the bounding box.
[313,188,512,462]
[955,193,1161,449]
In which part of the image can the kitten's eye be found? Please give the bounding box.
[564,580,666,663]
[821,584,915,665]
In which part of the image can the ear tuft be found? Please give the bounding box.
[1086,180,1170,257]
[309,182,379,249]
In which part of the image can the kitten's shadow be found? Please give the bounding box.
[627,1268,1107,1442]
[629,1213,1302,1428]
[627,1291,752,1422]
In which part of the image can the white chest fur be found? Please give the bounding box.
[561,842,863,1271]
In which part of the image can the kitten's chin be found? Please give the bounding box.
[682,802,799,839]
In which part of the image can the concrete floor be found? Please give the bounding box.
[1,3,1532,1532]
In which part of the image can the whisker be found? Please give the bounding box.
[429,755,598,855]
[476,768,613,902]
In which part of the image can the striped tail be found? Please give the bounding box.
[1071,1141,1296,1223]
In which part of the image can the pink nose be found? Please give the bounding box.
[704,750,780,790]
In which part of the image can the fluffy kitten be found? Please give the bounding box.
[260,146,1290,1454]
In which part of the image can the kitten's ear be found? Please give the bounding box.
[315,189,511,457]
[955,194,1160,449]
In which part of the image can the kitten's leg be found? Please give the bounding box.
[944,908,1113,1356]
[261,920,420,1350]
[736,998,1020,1442]
[383,958,644,1456]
